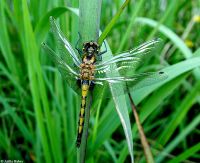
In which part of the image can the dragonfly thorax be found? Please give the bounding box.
[80,55,95,81]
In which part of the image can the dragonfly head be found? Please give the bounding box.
[83,41,100,56]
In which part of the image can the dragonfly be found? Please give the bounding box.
[42,16,168,148]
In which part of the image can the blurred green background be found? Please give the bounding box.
[0,0,200,162]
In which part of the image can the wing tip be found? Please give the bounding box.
[41,42,46,46]
[49,16,54,22]
[41,42,49,50]
[158,71,168,79]
[155,38,161,41]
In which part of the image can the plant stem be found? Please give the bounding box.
[128,92,154,163]
[78,0,102,162]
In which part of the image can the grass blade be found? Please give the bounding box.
[168,143,200,163]
[155,114,200,162]
[79,0,102,162]
[157,81,200,145]
[103,42,134,162]
[35,7,78,45]
[0,0,17,76]
[118,72,190,162]
[135,17,200,80]
[98,0,130,45]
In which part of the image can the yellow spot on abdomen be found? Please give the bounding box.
[81,99,86,107]
[79,117,84,125]
[82,84,89,95]
[80,108,85,116]
[78,126,83,133]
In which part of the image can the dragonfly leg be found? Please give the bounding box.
[75,32,83,55]
[76,78,81,88]
[98,40,107,56]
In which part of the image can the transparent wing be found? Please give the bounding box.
[50,16,81,67]
[95,71,167,87]
[93,71,168,98]
[95,39,161,75]
[42,43,81,94]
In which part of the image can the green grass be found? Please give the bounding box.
[0,0,200,162]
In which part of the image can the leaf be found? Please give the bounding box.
[168,143,200,163]
[132,56,200,104]
[0,0,17,76]
[118,72,190,162]
[91,56,200,159]
[157,81,200,145]
[98,0,130,45]
[0,97,34,143]
[104,42,134,163]
[117,44,200,162]
[34,7,79,45]
[155,114,200,162]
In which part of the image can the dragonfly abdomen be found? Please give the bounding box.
[76,80,90,148]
